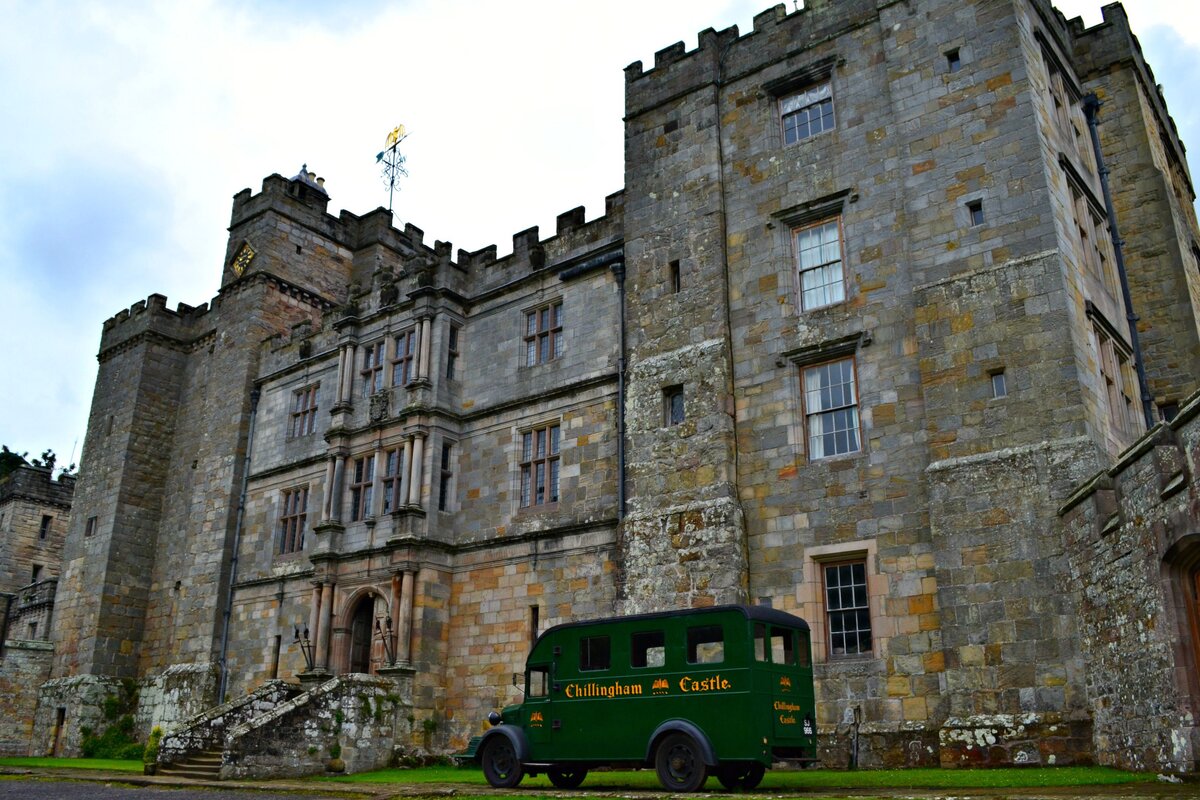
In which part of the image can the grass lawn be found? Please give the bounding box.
[318,764,1152,789]
[0,757,143,772]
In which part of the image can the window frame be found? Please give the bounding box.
[446,323,461,380]
[801,356,862,460]
[663,385,685,427]
[289,384,320,438]
[38,515,52,540]
[361,341,385,396]
[438,442,454,512]
[382,447,403,514]
[520,423,561,508]
[822,559,873,658]
[524,301,564,366]
[348,455,375,522]
[391,329,417,387]
[278,486,308,555]
[793,217,846,311]
[780,80,835,145]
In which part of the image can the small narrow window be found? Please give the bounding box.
[687,625,725,664]
[663,385,685,426]
[31,564,43,583]
[446,324,461,380]
[580,635,611,671]
[669,260,681,293]
[946,48,962,73]
[991,370,1007,398]
[438,443,454,512]
[967,200,985,227]
[84,516,97,538]
[28,622,37,639]
[39,515,52,539]
[632,630,666,668]
[529,605,540,647]
[382,447,402,514]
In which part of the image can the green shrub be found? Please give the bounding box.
[143,726,163,766]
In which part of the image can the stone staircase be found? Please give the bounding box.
[159,746,223,779]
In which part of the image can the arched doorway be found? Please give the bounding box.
[349,599,375,674]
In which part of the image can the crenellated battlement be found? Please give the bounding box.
[624,0,892,119]
[99,293,214,358]
[441,190,625,296]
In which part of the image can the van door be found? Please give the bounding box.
[523,663,553,755]
[766,626,805,743]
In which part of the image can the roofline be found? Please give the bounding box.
[533,604,810,650]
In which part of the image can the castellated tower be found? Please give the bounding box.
[42,171,349,736]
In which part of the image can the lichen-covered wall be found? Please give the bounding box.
[1060,390,1200,774]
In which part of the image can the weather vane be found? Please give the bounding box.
[376,124,409,214]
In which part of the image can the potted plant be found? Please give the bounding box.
[143,727,163,775]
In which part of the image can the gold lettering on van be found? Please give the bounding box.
[678,675,731,693]
[564,681,644,699]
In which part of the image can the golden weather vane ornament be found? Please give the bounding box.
[376,124,409,213]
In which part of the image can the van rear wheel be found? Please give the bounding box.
[481,736,524,788]
[655,733,708,792]
[548,768,588,789]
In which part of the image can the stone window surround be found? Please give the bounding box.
[1087,305,1140,441]
[762,54,841,149]
[793,216,846,311]
[796,539,887,664]
[445,322,461,380]
[772,189,856,315]
[781,331,870,463]
[663,384,685,427]
[1061,155,1118,298]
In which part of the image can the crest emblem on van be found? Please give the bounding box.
[651,678,670,695]
[779,676,792,690]
[530,711,544,726]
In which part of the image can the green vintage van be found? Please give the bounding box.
[468,604,816,791]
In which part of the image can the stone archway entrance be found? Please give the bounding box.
[349,599,375,674]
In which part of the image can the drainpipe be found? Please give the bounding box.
[218,386,261,703]
[1082,93,1156,429]
[611,260,627,519]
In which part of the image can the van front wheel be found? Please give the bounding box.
[481,736,524,788]
[655,733,708,792]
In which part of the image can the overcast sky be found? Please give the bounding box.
[1,0,1197,468]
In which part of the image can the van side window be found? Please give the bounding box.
[580,636,611,671]
[632,631,666,668]
[528,665,549,697]
[771,627,795,665]
[754,623,768,661]
[797,629,812,667]
[687,625,724,664]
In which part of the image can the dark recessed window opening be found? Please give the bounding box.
[967,200,985,227]
[946,48,962,73]
[991,370,1008,398]
[664,385,685,426]
[39,515,52,539]
[669,259,681,293]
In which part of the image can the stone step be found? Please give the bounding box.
[158,766,221,780]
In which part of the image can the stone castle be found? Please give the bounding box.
[12,0,1200,775]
